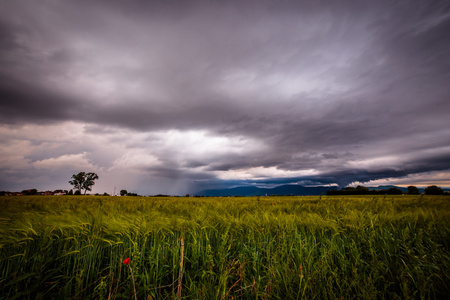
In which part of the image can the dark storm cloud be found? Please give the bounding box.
[0,76,80,124]
[1,0,450,192]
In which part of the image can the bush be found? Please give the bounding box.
[424,185,444,195]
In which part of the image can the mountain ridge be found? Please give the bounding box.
[196,184,356,197]
[194,184,435,197]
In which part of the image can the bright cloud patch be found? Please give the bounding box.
[33,152,100,171]
[350,170,450,188]
[151,129,265,158]
[216,166,319,181]
[347,155,402,170]
[110,151,161,171]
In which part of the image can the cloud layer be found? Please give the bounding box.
[1,0,450,194]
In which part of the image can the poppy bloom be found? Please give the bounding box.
[123,257,131,265]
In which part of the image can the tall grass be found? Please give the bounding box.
[0,195,449,299]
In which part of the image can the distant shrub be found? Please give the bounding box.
[407,186,420,195]
[387,187,403,195]
[424,185,444,195]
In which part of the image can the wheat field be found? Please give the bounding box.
[1,195,449,299]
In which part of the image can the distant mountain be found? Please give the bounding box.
[195,184,433,197]
[195,184,335,197]
[368,185,429,193]
[369,185,409,192]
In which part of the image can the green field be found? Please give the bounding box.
[1,195,449,299]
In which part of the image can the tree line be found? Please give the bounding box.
[326,185,447,196]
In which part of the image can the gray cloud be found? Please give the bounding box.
[1,0,450,194]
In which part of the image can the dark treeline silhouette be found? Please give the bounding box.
[424,185,445,195]
[327,186,403,195]
[327,185,448,196]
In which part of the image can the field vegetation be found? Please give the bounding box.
[0,195,449,299]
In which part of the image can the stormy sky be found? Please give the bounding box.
[1,0,449,195]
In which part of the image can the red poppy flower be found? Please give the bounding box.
[123,257,131,265]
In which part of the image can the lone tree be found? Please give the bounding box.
[407,185,420,195]
[424,185,444,195]
[22,189,38,195]
[69,172,99,195]
[356,185,369,194]
[120,189,128,196]
[387,187,403,195]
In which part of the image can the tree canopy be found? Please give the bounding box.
[424,185,444,195]
[69,172,99,195]
[407,186,420,195]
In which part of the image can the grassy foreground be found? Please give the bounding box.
[0,195,449,299]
